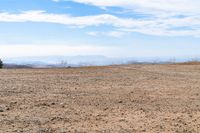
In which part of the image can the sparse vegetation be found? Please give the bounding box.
[0,59,3,69]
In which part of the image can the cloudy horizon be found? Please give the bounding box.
[0,0,200,61]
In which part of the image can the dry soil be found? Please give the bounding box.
[1,64,200,133]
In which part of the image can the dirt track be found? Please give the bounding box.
[1,64,200,133]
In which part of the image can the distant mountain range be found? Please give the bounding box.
[4,55,132,68]
[3,55,200,68]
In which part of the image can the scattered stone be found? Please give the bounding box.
[103,107,109,111]
[60,103,65,108]
[0,105,9,112]
[118,100,123,103]
[51,102,56,105]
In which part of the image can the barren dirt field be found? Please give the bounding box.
[1,64,200,133]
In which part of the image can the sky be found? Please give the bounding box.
[0,0,200,60]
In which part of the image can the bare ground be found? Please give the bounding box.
[0,64,200,133]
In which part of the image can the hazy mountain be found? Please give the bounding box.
[4,55,132,68]
[3,55,198,68]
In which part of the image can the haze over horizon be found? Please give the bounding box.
[0,0,200,62]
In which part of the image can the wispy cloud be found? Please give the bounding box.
[0,10,200,37]
[51,0,60,2]
[63,0,200,16]
[0,44,113,58]
[87,31,127,38]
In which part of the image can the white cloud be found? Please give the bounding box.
[105,31,127,38]
[87,31,98,36]
[66,0,200,16]
[0,10,123,27]
[0,10,200,37]
[52,0,60,2]
[87,31,127,38]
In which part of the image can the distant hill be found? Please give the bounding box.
[174,61,200,65]
[4,64,33,69]
[3,55,134,68]
[3,55,199,68]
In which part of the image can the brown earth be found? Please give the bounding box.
[1,64,200,133]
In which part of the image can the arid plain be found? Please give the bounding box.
[1,64,200,133]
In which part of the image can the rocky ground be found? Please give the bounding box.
[0,64,200,133]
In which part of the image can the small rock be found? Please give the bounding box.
[118,100,123,103]
[0,106,9,112]
[51,102,55,105]
[141,129,146,132]
[60,103,65,108]
[103,107,109,111]
[6,107,10,111]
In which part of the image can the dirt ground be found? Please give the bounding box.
[1,64,200,133]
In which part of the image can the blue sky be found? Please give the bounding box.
[0,0,200,60]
